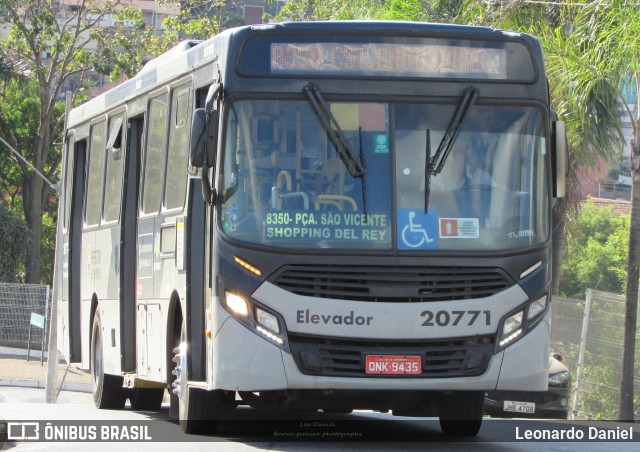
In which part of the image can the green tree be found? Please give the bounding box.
[560,199,629,297]
[154,0,247,51]
[0,203,29,282]
[277,0,385,21]
[0,0,151,284]
[0,77,64,285]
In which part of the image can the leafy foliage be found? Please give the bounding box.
[153,0,249,51]
[277,0,385,21]
[0,0,153,283]
[0,80,58,196]
[0,203,29,282]
[560,199,629,298]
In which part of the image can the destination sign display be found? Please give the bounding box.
[271,42,507,79]
[264,211,390,243]
[238,33,536,81]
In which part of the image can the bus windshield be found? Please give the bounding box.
[220,99,548,251]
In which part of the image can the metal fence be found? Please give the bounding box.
[551,290,640,421]
[0,283,51,350]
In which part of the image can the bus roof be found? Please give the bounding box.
[67,21,540,130]
[273,20,500,35]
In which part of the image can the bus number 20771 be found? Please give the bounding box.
[420,310,491,327]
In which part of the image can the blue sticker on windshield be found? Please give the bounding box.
[398,209,438,249]
[373,133,389,154]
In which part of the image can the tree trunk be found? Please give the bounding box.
[22,96,56,284]
[23,124,52,285]
[618,121,640,421]
[23,171,45,284]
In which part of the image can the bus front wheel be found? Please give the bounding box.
[438,391,484,436]
[173,325,229,434]
[91,310,126,410]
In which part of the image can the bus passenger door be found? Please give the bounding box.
[121,116,143,373]
[59,135,85,364]
[136,84,192,383]
[136,92,169,382]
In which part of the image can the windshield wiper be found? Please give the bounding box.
[304,84,365,178]
[358,127,368,218]
[424,87,478,212]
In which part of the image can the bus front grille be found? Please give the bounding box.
[270,265,513,302]
[288,334,494,378]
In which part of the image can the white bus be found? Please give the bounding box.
[57,21,567,436]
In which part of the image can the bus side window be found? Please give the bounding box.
[85,120,107,227]
[142,94,169,215]
[164,86,192,210]
[103,114,125,223]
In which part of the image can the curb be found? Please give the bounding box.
[0,379,91,393]
[0,346,91,394]
[0,346,65,362]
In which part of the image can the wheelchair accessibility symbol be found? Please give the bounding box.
[398,209,438,249]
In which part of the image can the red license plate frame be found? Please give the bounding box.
[365,355,422,375]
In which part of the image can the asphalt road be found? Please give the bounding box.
[1,387,639,451]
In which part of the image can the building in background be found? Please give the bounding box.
[580,80,638,201]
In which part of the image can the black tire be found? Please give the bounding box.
[174,323,234,434]
[438,391,484,437]
[91,310,126,409]
[0,420,7,446]
[129,388,164,411]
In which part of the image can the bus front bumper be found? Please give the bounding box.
[208,311,550,393]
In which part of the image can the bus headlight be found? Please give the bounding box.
[225,292,250,318]
[256,308,280,334]
[499,311,523,348]
[496,294,548,352]
[221,290,288,351]
[527,296,547,320]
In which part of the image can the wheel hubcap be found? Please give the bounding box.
[171,341,187,397]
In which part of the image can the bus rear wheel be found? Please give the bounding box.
[129,388,164,411]
[91,310,126,409]
[438,391,484,437]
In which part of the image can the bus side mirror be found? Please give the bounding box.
[552,120,567,198]
[190,83,221,168]
[190,108,207,168]
[204,83,221,168]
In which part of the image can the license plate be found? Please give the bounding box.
[365,355,422,375]
[503,400,535,414]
